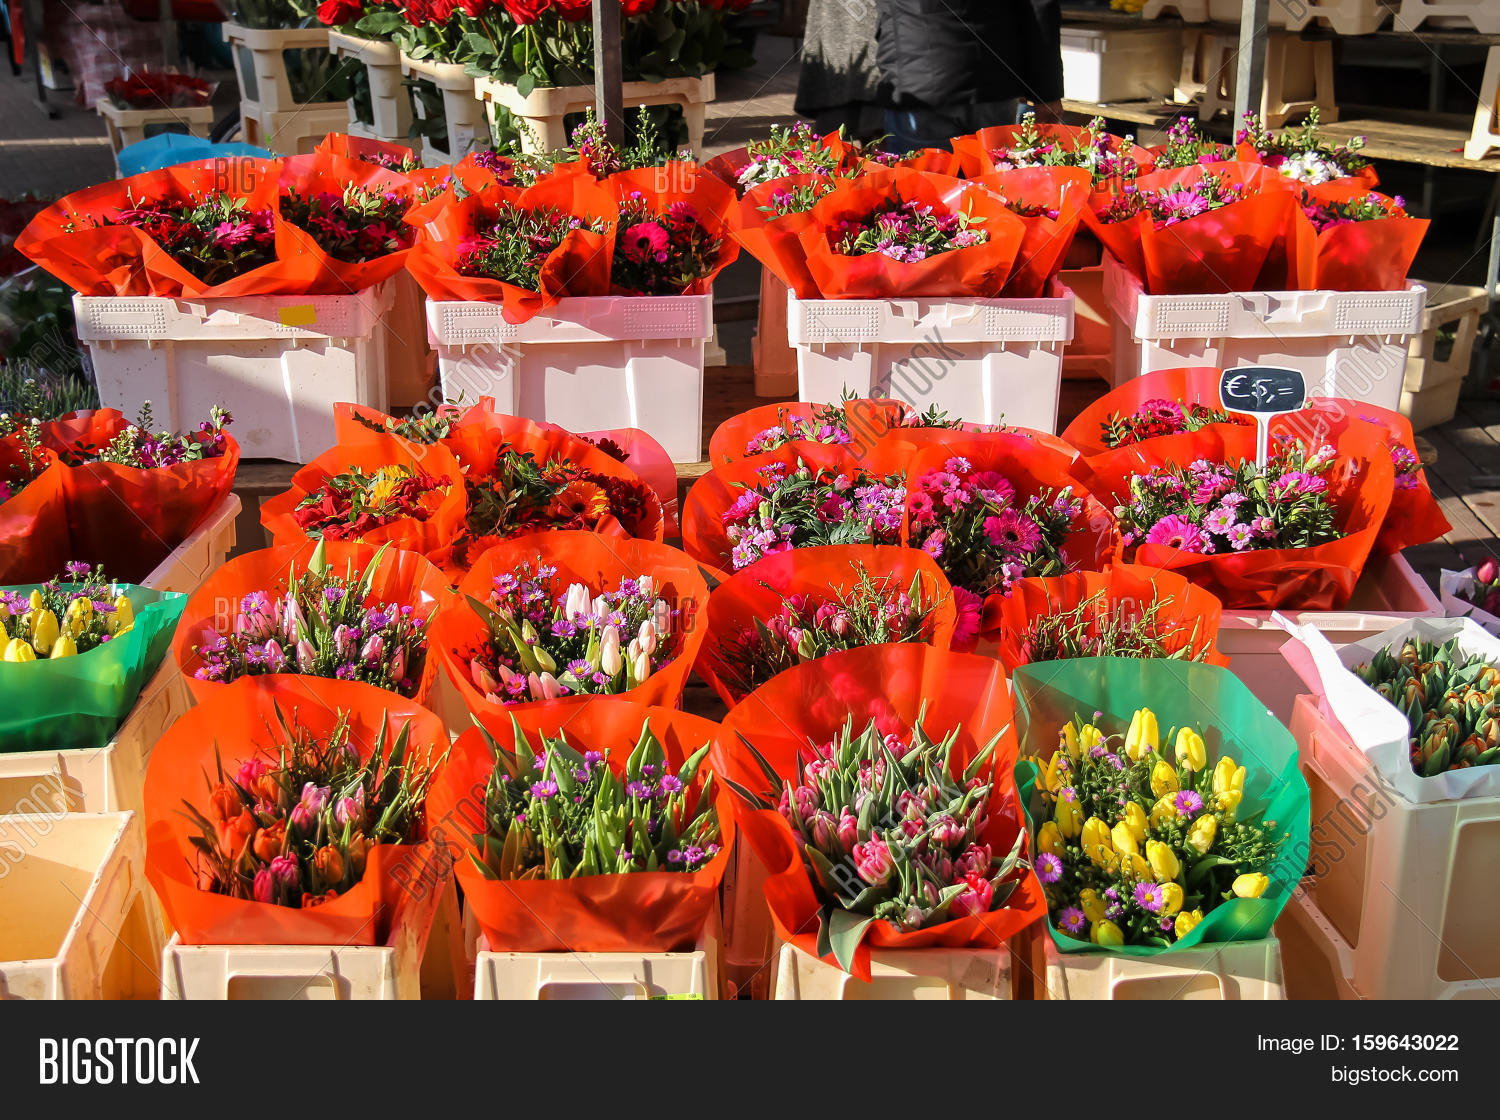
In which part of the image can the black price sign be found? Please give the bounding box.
[1219,366,1306,415]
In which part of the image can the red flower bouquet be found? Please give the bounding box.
[1284,181,1427,292]
[731,172,839,298]
[973,166,1091,297]
[1236,108,1378,190]
[952,115,1152,182]
[104,70,214,110]
[604,163,741,296]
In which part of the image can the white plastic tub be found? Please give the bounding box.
[240,102,352,156]
[401,53,488,165]
[1226,551,1440,724]
[1276,888,1358,1000]
[474,74,714,156]
[75,283,394,462]
[0,812,160,1000]
[1061,26,1182,103]
[789,284,1076,433]
[328,31,413,144]
[771,940,1014,1000]
[1396,0,1500,32]
[224,23,344,116]
[143,493,240,597]
[1103,253,1425,412]
[1041,935,1285,999]
[428,293,712,463]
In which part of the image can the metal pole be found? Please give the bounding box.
[1234,0,1270,124]
[593,0,624,145]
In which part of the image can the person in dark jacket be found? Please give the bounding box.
[876,0,1064,152]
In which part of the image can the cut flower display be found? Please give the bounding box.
[1236,108,1376,188]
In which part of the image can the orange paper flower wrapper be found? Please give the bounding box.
[172,540,454,709]
[1090,421,1395,610]
[1084,163,1298,295]
[539,422,679,538]
[143,675,447,946]
[604,162,741,295]
[404,174,617,319]
[429,531,711,733]
[697,543,958,707]
[314,131,420,169]
[430,702,733,953]
[985,564,1229,667]
[259,434,467,561]
[1286,180,1427,292]
[1234,141,1379,190]
[951,123,1152,179]
[731,173,829,298]
[974,166,1092,297]
[713,644,1046,981]
[0,441,68,583]
[799,168,1027,299]
[38,408,239,582]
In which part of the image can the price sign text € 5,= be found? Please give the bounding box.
[1218,366,1307,467]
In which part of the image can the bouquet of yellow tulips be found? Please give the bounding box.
[1014,657,1309,954]
[1,564,186,751]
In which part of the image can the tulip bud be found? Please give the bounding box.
[1121,801,1147,843]
[1187,814,1217,855]
[1042,751,1069,794]
[1038,821,1065,857]
[631,651,650,684]
[270,852,299,888]
[1079,888,1108,923]
[471,658,499,694]
[637,620,657,656]
[564,583,590,620]
[1478,558,1499,586]
[27,589,42,611]
[253,868,274,904]
[112,595,134,633]
[536,672,563,700]
[1232,872,1270,899]
[1150,760,1179,798]
[389,647,405,682]
[1110,821,1139,859]
[1174,726,1207,772]
[1174,908,1204,939]
[295,638,317,672]
[835,808,858,851]
[31,609,59,654]
[600,625,622,676]
[1090,919,1125,947]
[49,634,77,659]
[1146,839,1180,882]
[1078,723,1104,754]
[333,624,353,659]
[1212,756,1246,815]
[66,597,91,624]
[3,637,35,662]
[1055,798,1083,839]
[1159,882,1185,916]
[313,845,344,886]
[358,633,386,667]
[1081,816,1113,866]
[1061,722,1080,759]
[1125,708,1158,761]
[1150,794,1177,829]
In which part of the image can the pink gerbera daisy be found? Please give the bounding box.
[1144,514,1208,553]
[620,221,670,263]
[951,585,983,648]
[983,509,1042,553]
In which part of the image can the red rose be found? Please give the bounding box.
[621,0,655,13]
[502,0,551,22]
[428,0,461,18]
[317,0,364,24]
[553,0,591,20]
[458,0,491,13]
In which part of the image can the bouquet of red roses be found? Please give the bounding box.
[104,70,215,110]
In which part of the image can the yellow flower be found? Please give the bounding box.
[1080,888,1107,923]
[3,637,36,662]
[1038,821,1065,858]
[1232,873,1270,899]
[366,466,410,508]
[65,597,91,623]
[1111,821,1139,859]
[1149,795,1178,829]
[1174,726,1207,772]
[1128,852,1152,881]
[1078,723,1104,754]
[1042,751,1068,794]
[1081,816,1113,866]
[27,589,42,611]
[1055,797,1083,840]
[1150,760,1179,798]
[49,634,77,659]
[31,609,59,654]
[1159,882,1184,916]
[1146,839,1180,882]
[1213,757,1247,815]
[1090,920,1125,947]
[1121,801,1147,843]
[1174,908,1204,939]
[110,595,135,635]
[1125,708,1158,761]
[1061,722,1080,759]
[1187,814,1217,855]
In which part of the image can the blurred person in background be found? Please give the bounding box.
[795,0,886,140]
[876,0,1064,152]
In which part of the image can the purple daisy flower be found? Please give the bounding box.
[1059,906,1087,935]
[1036,852,1064,883]
[1174,789,1204,815]
[1134,881,1166,913]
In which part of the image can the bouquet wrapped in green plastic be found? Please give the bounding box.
[0,566,186,751]
[1014,657,1309,955]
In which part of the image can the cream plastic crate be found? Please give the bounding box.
[1103,253,1425,412]
[401,53,487,165]
[428,294,711,463]
[107,657,191,819]
[97,101,215,166]
[1061,26,1182,103]
[1397,0,1500,31]
[1400,282,1487,430]
[473,909,721,1000]
[1143,0,1393,33]
[1223,551,1439,724]
[1041,936,1285,999]
[241,101,353,156]
[475,74,714,156]
[0,811,163,1000]
[1276,889,1357,1000]
[0,749,115,816]
[225,23,345,117]
[1290,694,1500,999]
[328,31,413,144]
[160,864,458,999]
[75,283,393,462]
[1439,568,1500,636]
[789,284,1076,433]
[142,492,240,596]
[772,940,1013,1000]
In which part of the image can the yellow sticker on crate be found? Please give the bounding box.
[278,304,317,328]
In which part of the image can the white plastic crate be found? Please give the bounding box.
[1103,253,1425,412]
[0,811,162,1000]
[75,284,394,462]
[224,23,345,117]
[1400,282,1487,430]
[752,269,798,397]
[1397,0,1500,32]
[401,53,488,165]
[241,101,353,156]
[1439,568,1500,636]
[771,940,1013,1000]
[472,913,720,1000]
[107,657,191,820]
[1143,0,1393,33]
[97,101,215,167]
[0,749,114,816]
[1274,889,1358,1000]
[475,74,714,156]
[1061,26,1182,103]
[1041,935,1285,999]
[428,294,711,463]
[789,285,1076,434]
[142,493,240,596]
[160,860,457,999]
[1222,551,1440,724]
[328,31,413,144]
[1289,693,1500,999]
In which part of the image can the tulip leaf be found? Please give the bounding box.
[1186,854,1234,885]
[826,908,875,973]
[736,731,785,795]
[721,775,771,811]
